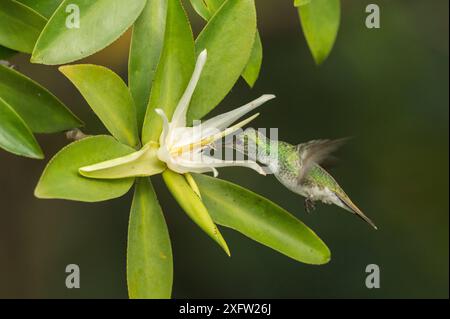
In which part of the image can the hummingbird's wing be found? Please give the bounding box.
[296,138,349,183]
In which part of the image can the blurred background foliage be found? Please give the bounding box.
[0,0,448,298]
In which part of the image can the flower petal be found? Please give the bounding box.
[79,142,165,179]
[204,113,260,144]
[155,108,170,144]
[201,94,275,131]
[170,49,208,128]
[170,113,260,156]
[177,155,266,176]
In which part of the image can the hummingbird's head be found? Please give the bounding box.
[234,128,268,161]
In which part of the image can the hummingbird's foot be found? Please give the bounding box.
[304,198,316,213]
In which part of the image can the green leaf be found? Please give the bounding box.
[298,0,340,65]
[0,65,82,133]
[31,0,147,65]
[60,64,139,148]
[189,0,212,20]
[187,0,257,122]
[193,174,331,265]
[205,0,224,13]
[16,0,64,18]
[162,170,230,256]
[79,142,165,179]
[35,135,135,202]
[0,97,43,159]
[0,0,47,53]
[141,0,195,144]
[294,0,311,6]
[189,0,223,19]
[129,0,168,132]
[190,0,262,89]
[0,46,16,60]
[242,31,263,88]
[127,177,173,299]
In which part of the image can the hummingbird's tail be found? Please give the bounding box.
[335,193,378,230]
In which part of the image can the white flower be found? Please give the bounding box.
[78,50,275,180]
[155,49,275,177]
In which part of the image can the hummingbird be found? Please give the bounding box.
[232,128,377,229]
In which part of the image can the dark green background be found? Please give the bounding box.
[0,0,448,298]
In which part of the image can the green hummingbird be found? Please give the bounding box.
[233,128,377,229]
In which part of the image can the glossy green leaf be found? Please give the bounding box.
[294,0,311,6]
[31,0,147,65]
[205,0,224,12]
[0,65,82,133]
[129,0,168,131]
[35,135,135,202]
[0,97,43,159]
[193,174,331,265]
[187,0,257,122]
[189,0,211,20]
[298,0,340,65]
[16,0,64,18]
[127,178,173,299]
[162,170,230,256]
[60,64,139,148]
[189,0,223,19]
[190,0,262,89]
[79,142,165,179]
[0,46,16,60]
[0,0,46,53]
[141,0,195,144]
[242,32,263,88]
